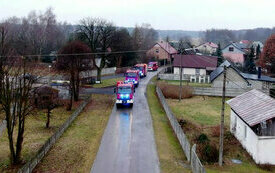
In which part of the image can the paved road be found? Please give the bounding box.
[91,70,160,173]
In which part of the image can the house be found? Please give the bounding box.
[195,42,218,55]
[210,61,275,92]
[146,41,178,65]
[222,42,248,64]
[173,54,217,83]
[227,89,275,164]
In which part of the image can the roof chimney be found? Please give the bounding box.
[258,67,262,79]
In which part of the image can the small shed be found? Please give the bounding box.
[227,89,275,164]
[34,86,59,109]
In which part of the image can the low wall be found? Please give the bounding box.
[156,86,206,173]
[17,96,91,173]
[81,67,117,78]
[0,120,7,138]
[193,87,251,97]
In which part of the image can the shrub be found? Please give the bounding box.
[201,143,219,163]
[197,133,209,144]
[157,82,193,99]
[257,164,274,171]
[211,125,220,137]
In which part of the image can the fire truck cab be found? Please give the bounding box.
[133,64,147,78]
[114,81,135,108]
[148,62,158,71]
[125,69,140,87]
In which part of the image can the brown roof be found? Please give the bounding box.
[173,54,217,69]
[227,89,275,127]
[157,41,178,54]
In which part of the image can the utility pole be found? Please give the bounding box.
[179,53,183,101]
[219,65,226,166]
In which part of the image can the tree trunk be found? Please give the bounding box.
[74,71,80,102]
[46,108,50,128]
[97,68,102,82]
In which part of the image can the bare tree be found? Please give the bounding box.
[55,41,92,110]
[0,54,37,164]
[77,17,115,81]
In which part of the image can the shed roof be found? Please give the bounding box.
[173,54,217,69]
[227,89,275,127]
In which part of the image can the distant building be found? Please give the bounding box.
[222,42,249,65]
[146,41,178,64]
[210,61,275,92]
[195,42,218,55]
[173,54,217,83]
[227,89,275,165]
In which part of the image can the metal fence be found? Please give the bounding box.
[156,86,206,173]
[17,96,90,173]
[0,120,7,138]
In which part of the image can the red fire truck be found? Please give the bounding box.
[133,64,147,78]
[148,62,158,71]
[125,69,140,87]
[114,81,135,108]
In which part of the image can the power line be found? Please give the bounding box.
[0,50,148,58]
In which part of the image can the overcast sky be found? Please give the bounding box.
[0,0,274,30]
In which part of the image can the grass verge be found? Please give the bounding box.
[33,94,114,173]
[92,77,124,88]
[0,102,81,172]
[147,78,191,173]
[167,96,275,172]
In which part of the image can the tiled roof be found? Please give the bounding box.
[227,89,275,127]
[173,54,217,69]
[157,41,178,54]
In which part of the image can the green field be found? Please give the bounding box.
[147,78,191,173]
[167,96,275,173]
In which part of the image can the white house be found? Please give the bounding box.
[227,89,275,165]
[195,42,218,55]
[173,54,217,83]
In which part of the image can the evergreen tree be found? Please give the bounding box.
[244,46,257,74]
[256,44,261,59]
[216,43,224,66]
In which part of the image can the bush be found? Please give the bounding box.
[201,144,219,163]
[197,133,209,144]
[257,164,274,171]
[211,125,220,137]
[157,82,193,99]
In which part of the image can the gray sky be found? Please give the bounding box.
[1,0,275,30]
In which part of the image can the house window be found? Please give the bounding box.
[195,69,200,75]
[229,47,234,52]
[156,49,159,53]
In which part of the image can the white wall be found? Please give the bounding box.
[80,67,117,78]
[174,67,206,75]
[231,110,275,165]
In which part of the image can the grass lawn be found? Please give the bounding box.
[0,102,81,173]
[92,77,124,88]
[147,78,191,173]
[33,94,114,173]
[167,96,275,173]
[160,79,211,88]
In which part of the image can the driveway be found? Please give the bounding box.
[91,70,161,173]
